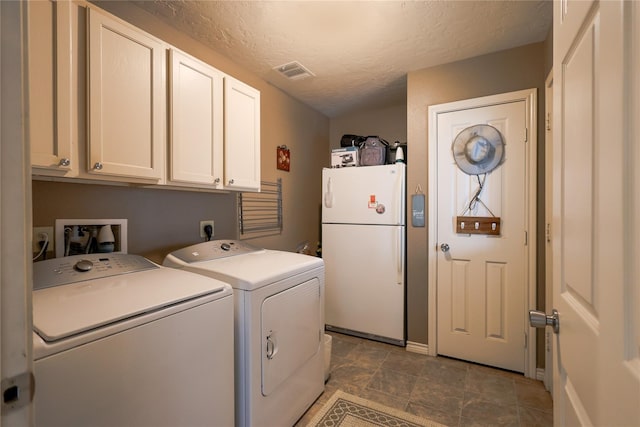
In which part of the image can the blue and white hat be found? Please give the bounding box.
[451,124,505,175]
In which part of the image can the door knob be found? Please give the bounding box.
[440,243,450,252]
[529,309,559,334]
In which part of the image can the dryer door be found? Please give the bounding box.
[261,278,321,395]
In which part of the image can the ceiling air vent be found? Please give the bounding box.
[274,61,314,80]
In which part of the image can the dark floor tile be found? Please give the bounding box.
[406,401,461,427]
[410,376,465,414]
[306,333,554,427]
[382,349,428,374]
[327,362,374,393]
[461,395,519,426]
[515,379,553,413]
[519,405,554,427]
[465,369,517,405]
[330,333,359,358]
[357,387,409,411]
[344,343,390,369]
[427,355,473,371]
[421,359,468,389]
[367,368,417,400]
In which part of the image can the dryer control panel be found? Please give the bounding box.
[165,240,261,264]
[33,253,158,290]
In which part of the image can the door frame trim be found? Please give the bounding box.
[543,70,554,392]
[427,88,538,378]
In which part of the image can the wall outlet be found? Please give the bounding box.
[33,226,54,254]
[200,220,214,238]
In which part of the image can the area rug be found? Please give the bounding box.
[306,390,445,427]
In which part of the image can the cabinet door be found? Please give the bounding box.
[28,0,76,177]
[168,49,224,188]
[224,77,260,192]
[87,8,165,182]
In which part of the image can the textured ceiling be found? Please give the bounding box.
[131,1,553,117]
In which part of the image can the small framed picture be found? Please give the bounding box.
[277,145,290,171]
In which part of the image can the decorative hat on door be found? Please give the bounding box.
[451,124,505,175]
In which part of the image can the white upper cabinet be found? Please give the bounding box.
[224,76,261,192]
[28,2,260,192]
[168,49,224,189]
[28,0,76,177]
[87,7,165,182]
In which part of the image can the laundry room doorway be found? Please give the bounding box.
[427,89,537,377]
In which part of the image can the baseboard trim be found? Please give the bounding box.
[405,342,544,379]
[406,341,429,355]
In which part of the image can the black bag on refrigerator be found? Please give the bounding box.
[340,134,366,147]
[359,136,388,166]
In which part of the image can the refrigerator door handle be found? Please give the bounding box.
[324,177,334,208]
[397,228,403,285]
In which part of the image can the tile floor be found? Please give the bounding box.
[297,332,553,427]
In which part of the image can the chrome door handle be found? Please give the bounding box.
[529,309,559,334]
[266,332,278,360]
[93,162,103,171]
[440,243,450,252]
[58,158,70,167]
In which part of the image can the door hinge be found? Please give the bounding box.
[524,332,528,349]
[546,113,552,131]
[524,127,528,143]
[1,372,34,415]
[546,223,552,243]
[524,230,528,246]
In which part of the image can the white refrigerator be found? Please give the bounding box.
[321,163,406,345]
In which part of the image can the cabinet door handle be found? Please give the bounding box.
[58,158,70,167]
[228,179,235,185]
[93,162,103,170]
[214,177,220,184]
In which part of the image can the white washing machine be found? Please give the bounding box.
[32,253,235,427]
[164,240,325,427]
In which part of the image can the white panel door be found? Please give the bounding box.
[169,48,224,188]
[436,98,528,373]
[224,76,260,192]
[1,1,34,423]
[322,164,405,225]
[87,8,165,182]
[323,223,405,342]
[551,0,640,424]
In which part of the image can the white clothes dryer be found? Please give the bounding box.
[32,253,235,427]
[164,240,325,427]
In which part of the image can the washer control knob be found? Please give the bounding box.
[220,243,231,251]
[74,259,94,272]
